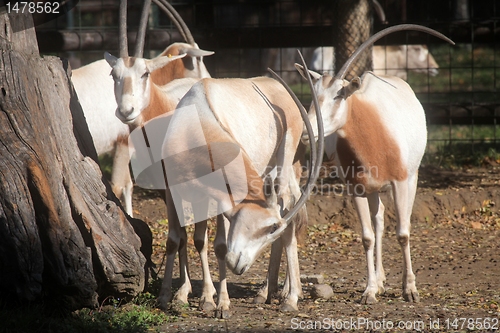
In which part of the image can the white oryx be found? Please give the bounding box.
[103,51,229,313]
[72,42,213,216]
[160,73,321,313]
[296,25,454,304]
[310,44,439,81]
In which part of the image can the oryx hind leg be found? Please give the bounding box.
[393,174,420,302]
[369,193,386,295]
[354,194,379,304]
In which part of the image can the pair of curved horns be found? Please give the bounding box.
[268,51,325,224]
[119,0,196,58]
[267,24,455,224]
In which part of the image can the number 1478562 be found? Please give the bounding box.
[6,2,60,14]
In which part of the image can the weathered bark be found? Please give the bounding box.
[0,11,148,310]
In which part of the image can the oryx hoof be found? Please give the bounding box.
[360,293,378,304]
[280,303,298,312]
[199,298,216,312]
[215,308,231,319]
[403,289,420,303]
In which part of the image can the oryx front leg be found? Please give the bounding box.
[158,190,191,310]
[192,199,217,312]
[253,237,282,305]
[214,214,231,319]
[279,222,301,312]
[369,193,386,295]
[353,195,379,304]
[393,176,420,303]
[110,139,134,216]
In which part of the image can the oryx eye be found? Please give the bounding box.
[141,71,150,79]
[270,223,279,235]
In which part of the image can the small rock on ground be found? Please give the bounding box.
[311,284,334,299]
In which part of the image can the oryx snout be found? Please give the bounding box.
[114,89,143,124]
[225,251,250,275]
[115,105,139,124]
[119,106,134,118]
[225,215,284,276]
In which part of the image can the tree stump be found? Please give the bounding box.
[0,10,149,310]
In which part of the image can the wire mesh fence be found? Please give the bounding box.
[34,0,500,165]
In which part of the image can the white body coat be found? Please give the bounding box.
[72,59,128,155]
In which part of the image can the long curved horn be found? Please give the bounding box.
[119,0,128,57]
[152,0,195,45]
[134,0,152,57]
[268,50,325,224]
[336,24,455,80]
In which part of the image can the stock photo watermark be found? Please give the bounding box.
[127,103,377,226]
[290,316,499,331]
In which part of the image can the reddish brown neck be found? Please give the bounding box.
[131,84,176,131]
[150,45,186,86]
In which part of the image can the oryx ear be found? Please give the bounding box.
[145,54,187,72]
[295,64,322,81]
[104,52,118,67]
[184,45,215,57]
[264,174,278,207]
[336,76,362,100]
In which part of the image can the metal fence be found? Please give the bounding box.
[35,0,500,161]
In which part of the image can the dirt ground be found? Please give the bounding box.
[132,164,500,332]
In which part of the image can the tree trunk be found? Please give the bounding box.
[0,11,149,310]
[335,0,373,80]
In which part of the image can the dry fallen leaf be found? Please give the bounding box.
[470,221,482,229]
